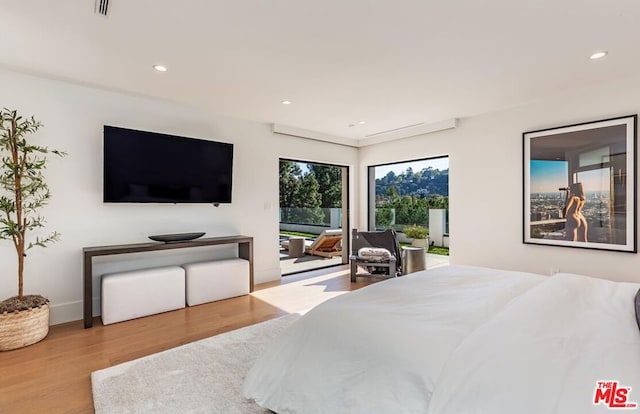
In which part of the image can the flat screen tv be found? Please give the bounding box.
[103,126,233,203]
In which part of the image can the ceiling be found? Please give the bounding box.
[1,1,639,143]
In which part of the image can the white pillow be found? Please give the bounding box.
[358,247,391,258]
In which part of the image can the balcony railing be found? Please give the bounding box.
[279,208,342,234]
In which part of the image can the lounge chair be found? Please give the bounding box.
[280,229,343,258]
[307,229,343,258]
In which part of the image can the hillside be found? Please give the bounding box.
[375,167,449,199]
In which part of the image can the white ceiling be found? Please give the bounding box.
[1,1,639,142]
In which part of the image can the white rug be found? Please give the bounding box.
[91,313,301,414]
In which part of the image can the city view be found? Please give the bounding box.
[529,191,613,242]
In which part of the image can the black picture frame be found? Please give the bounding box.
[523,115,637,252]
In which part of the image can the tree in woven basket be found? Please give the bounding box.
[0,108,65,313]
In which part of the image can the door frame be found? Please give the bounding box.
[279,158,351,273]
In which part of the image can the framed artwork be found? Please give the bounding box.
[523,115,637,252]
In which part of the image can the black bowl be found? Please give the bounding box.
[148,232,206,243]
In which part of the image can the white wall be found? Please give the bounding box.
[359,73,640,283]
[0,69,358,324]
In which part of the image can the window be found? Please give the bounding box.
[368,157,449,235]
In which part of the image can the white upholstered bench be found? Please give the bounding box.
[101,266,186,325]
[183,258,250,306]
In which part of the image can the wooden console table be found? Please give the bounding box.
[83,235,254,328]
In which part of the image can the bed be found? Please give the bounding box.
[243,265,640,414]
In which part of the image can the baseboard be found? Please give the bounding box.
[254,267,282,284]
[50,300,83,326]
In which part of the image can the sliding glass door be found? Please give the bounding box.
[279,159,349,275]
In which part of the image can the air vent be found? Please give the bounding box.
[95,0,110,16]
[365,123,425,138]
[359,118,458,147]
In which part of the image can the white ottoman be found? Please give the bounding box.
[101,266,186,325]
[183,258,250,306]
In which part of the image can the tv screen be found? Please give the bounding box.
[103,126,233,203]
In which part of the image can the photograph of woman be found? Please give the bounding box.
[563,182,588,242]
[524,115,635,252]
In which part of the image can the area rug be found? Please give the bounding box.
[91,313,300,413]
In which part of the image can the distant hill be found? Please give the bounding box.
[376,167,449,199]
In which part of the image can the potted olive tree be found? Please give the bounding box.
[403,224,429,250]
[0,109,65,351]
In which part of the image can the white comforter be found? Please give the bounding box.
[244,266,640,413]
[427,273,640,414]
[243,265,546,413]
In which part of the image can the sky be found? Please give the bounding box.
[374,157,449,179]
[530,160,610,193]
[530,160,568,193]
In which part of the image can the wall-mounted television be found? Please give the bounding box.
[103,126,233,203]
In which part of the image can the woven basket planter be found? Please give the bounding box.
[0,303,49,351]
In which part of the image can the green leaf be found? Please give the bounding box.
[0,108,66,261]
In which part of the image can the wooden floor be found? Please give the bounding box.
[0,265,380,413]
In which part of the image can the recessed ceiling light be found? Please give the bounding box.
[281,100,292,105]
[153,64,168,72]
[358,121,366,125]
[589,51,608,60]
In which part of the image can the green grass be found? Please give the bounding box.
[398,242,450,256]
[280,230,318,239]
[427,246,449,256]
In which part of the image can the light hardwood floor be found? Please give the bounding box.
[0,265,380,413]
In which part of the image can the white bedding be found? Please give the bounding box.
[243,265,546,414]
[427,273,640,414]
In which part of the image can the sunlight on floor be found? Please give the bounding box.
[252,267,354,313]
[256,254,450,314]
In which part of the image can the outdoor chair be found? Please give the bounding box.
[350,229,402,282]
[281,229,343,258]
[307,229,343,258]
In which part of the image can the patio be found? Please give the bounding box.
[280,238,449,275]
[280,248,343,275]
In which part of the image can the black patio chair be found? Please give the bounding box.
[350,229,402,282]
